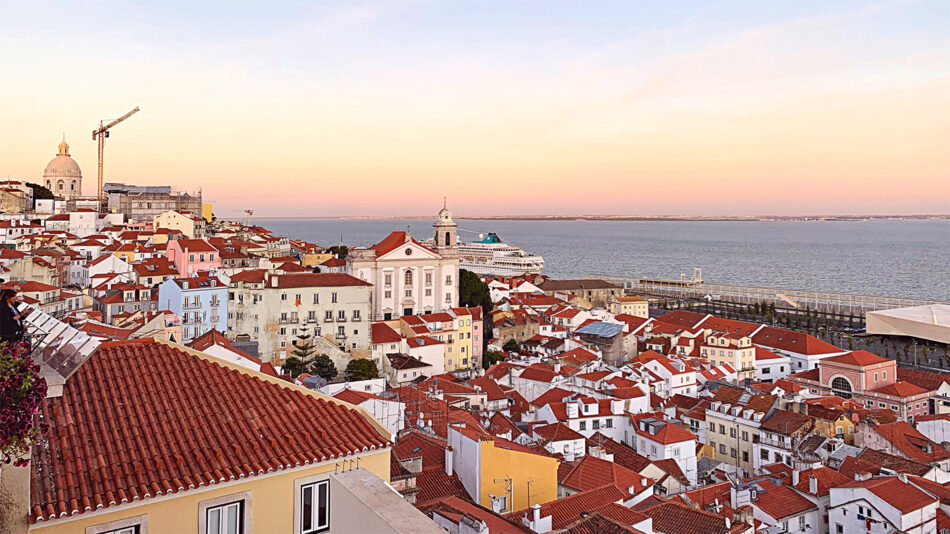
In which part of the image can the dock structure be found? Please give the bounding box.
[586,270,948,316]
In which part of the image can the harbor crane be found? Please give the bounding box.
[92,106,140,210]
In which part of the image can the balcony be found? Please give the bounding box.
[351,316,361,322]
[336,316,347,323]
[335,333,346,340]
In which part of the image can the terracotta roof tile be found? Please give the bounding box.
[29,339,389,523]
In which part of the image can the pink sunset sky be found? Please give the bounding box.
[0,1,947,217]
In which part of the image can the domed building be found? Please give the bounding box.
[43,137,82,197]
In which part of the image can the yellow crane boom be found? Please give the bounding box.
[92,106,140,210]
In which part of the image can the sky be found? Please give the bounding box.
[0,0,947,217]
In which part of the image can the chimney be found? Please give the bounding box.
[532,504,541,524]
[271,276,279,288]
[808,475,818,495]
[445,446,454,476]
[792,469,800,486]
[553,361,561,373]
[897,472,907,483]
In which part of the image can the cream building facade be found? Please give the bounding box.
[227,271,372,362]
[348,205,460,321]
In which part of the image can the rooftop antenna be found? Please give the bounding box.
[443,196,447,209]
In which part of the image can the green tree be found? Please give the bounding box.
[326,245,349,259]
[458,269,492,312]
[26,182,54,210]
[345,358,379,381]
[311,354,338,381]
[282,356,308,378]
[483,350,505,369]
[503,339,520,353]
[292,325,317,360]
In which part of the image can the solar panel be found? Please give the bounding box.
[22,305,100,380]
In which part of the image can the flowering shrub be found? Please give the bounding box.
[0,342,47,467]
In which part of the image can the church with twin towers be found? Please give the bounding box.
[348,203,460,321]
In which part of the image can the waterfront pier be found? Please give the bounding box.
[586,271,948,316]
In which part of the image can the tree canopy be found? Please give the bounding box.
[345,358,379,381]
[311,354,338,381]
[459,269,492,312]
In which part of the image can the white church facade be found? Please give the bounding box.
[349,204,460,320]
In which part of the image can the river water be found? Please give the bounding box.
[255,218,950,301]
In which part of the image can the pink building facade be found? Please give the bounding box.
[166,238,221,276]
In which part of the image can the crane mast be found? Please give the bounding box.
[92,106,140,212]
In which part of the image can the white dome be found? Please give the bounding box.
[43,139,82,179]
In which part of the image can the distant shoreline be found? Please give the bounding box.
[244,215,949,222]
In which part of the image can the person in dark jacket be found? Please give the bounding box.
[0,289,24,344]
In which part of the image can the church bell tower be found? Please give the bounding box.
[433,199,458,255]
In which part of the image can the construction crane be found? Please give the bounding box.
[92,106,140,211]
[243,209,254,226]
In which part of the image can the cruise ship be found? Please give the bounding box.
[458,233,544,276]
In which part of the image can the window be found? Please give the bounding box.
[835,525,843,534]
[404,270,413,285]
[425,272,432,286]
[300,480,330,533]
[606,419,612,428]
[742,451,749,462]
[352,310,360,320]
[206,501,243,534]
[742,431,749,441]
[313,293,319,304]
[593,420,600,430]
[831,377,853,399]
[874,372,879,382]
[282,293,288,301]
[337,310,345,321]
[384,290,392,298]
[730,447,737,458]
[730,428,736,438]
[719,444,726,454]
[445,275,452,285]
[337,326,345,337]
[87,515,148,534]
[719,424,725,434]
[331,292,338,303]
[883,371,886,380]
[579,421,586,431]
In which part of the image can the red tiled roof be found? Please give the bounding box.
[171,238,218,253]
[639,498,740,534]
[824,350,890,367]
[869,421,950,464]
[560,455,653,498]
[415,466,472,504]
[370,231,437,257]
[269,273,371,288]
[523,484,627,530]
[752,326,843,355]
[418,496,532,533]
[792,466,850,497]
[533,422,584,443]
[393,431,448,467]
[871,381,929,397]
[371,322,402,344]
[837,476,937,514]
[30,339,390,522]
[751,478,816,520]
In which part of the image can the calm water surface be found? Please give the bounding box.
[255,218,950,301]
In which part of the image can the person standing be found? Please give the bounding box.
[0,289,25,345]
